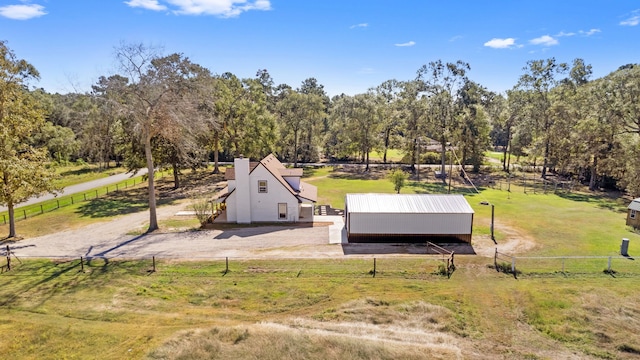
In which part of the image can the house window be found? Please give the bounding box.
[631,210,637,219]
[278,203,287,220]
[258,180,267,193]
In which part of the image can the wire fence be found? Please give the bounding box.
[494,249,639,278]
[0,171,168,226]
[488,173,576,194]
[1,248,456,279]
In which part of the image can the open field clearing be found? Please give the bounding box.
[1,258,639,359]
[2,166,640,358]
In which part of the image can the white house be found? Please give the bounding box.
[219,154,317,223]
[344,193,474,243]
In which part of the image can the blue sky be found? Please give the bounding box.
[1,1,639,96]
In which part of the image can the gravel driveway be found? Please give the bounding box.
[5,201,495,260]
[6,203,345,260]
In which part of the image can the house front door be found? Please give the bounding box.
[278,203,287,220]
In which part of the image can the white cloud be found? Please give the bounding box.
[0,4,46,20]
[394,41,415,47]
[483,38,517,49]
[125,0,272,17]
[449,35,463,42]
[530,35,558,46]
[580,28,601,36]
[555,31,575,37]
[125,0,167,11]
[350,23,368,29]
[620,12,639,26]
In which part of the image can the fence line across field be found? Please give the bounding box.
[0,171,167,225]
[495,249,637,276]
[1,248,457,278]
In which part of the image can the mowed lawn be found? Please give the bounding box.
[306,167,640,256]
[1,167,640,358]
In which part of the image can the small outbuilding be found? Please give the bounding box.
[626,198,640,228]
[344,193,474,243]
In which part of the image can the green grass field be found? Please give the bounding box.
[0,258,638,359]
[2,166,640,358]
[52,163,127,188]
[368,149,405,162]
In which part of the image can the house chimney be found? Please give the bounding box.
[234,157,251,223]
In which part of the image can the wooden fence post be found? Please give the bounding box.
[494,248,498,271]
[373,258,376,277]
[84,193,87,201]
[2,214,5,225]
[608,256,612,272]
[23,209,26,220]
[40,204,44,214]
[80,257,84,272]
[225,257,229,274]
[56,199,59,209]
[6,245,10,271]
[95,190,98,198]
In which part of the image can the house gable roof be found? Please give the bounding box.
[225,154,317,203]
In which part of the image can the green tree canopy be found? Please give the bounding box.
[0,41,59,238]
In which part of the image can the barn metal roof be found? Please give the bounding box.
[628,198,640,211]
[345,193,474,214]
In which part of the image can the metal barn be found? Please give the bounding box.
[344,193,474,243]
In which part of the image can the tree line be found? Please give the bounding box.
[2,40,640,237]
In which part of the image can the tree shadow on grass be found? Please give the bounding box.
[556,192,628,213]
[75,189,177,218]
[410,180,486,196]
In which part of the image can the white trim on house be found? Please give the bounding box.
[222,154,317,223]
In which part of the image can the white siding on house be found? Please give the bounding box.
[226,192,237,223]
[248,165,299,222]
[234,158,251,223]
